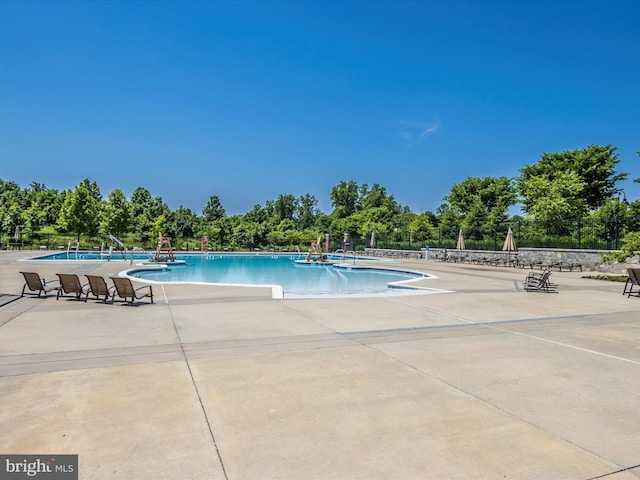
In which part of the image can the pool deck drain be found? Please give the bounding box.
[1,250,640,479]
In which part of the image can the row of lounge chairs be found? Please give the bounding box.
[434,253,522,267]
[433,252,582,271]
[523,260,583,272]
[20,272,154,305]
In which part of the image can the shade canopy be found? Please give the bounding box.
[456,228,465,250]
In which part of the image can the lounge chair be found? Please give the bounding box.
[110,277,154,305]
[623,268,640,297]
[524,269,553,292]
[19,271,61,297]
[85,275,116,303]
[56,273,89,300]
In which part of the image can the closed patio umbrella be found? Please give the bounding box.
[502,227,516,252]
[502,227,517,263]
[370,231,376,248]
[14,225,21,242]
[456,228,465,250]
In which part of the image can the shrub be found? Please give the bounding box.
[604,231,640,262]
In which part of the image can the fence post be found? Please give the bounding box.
[577,217,581,249]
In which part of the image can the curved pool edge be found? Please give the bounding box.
[118,262,451,300]
[118,264,285,299]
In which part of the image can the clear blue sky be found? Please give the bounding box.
[1,0,639,215]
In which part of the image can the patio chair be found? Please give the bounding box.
[85,275,116,303]
[524,269,553,292]
[623,268,640,297]
[19,271,61,297]
[110,276,154,305]
[56,273,89,301]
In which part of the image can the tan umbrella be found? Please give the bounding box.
[370,231,376,248]
[502,227,516,252]
[502,227,517,262]
[456,228,465,250]
[14,225,21,242]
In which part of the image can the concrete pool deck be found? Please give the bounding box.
[1,250,640,479]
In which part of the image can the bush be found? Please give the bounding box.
[604,231,640,262]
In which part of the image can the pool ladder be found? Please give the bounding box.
[131,246,155,263]
[333,249,357,264]
[66,241,80,260]
[105,234,128,261]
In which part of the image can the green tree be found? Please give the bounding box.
[330,180,360,218]
[266,219,303,248]
[57,183,101,242]
[15,183,62,238]
[202,216,232,250]
[79,178,102,202]
[231,219,267,249]
[518,144,627,212]
[151,214,171,241]
[296,193,320,230]
[444,176,516,227]
[273,194,297,222]
[102,189,130,238]
[360,183,400,213]
[172,206,197,238]
[243,204,268,224]
[0,179,22,207]
[352,206,396,237]
[129,187,171,242]
[202,195,226,221]
[409,212,435,243]
[0,180,24,239]
[592,197,628,219]
[520,171,587,220]
[591,197,633,246]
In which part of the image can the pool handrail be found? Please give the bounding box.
[131,246,155,263]
[345,250,356,264]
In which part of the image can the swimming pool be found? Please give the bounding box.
[117,254,429,298]
[26,252,438,299]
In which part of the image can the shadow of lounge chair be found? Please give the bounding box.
[19,271,61,297]
[524,269,553,292]
[56,273,89,301]
[85,275,116,303]
[623,268,640,297]
[110,276,154,305]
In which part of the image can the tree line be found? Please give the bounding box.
[1,144,638,250]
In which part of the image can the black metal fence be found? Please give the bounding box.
[4,216,640,253]
[364,216,640,252]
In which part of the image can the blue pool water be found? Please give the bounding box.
[28,252,431,298]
